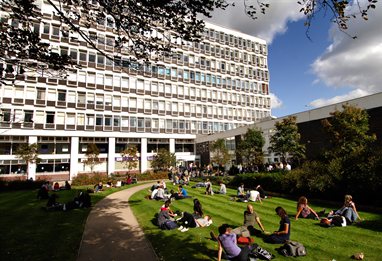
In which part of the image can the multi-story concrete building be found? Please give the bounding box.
[0,4,271,180]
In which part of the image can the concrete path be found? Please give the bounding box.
[77,182,159,261]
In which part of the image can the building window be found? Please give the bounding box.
[24,110,33,123]
[46,112,55,124]
[58,91,66,101]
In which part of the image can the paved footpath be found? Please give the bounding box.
[77,182,159,261]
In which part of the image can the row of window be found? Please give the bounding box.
[2,109,269,133]
[53,45,269,84]
[27,18,268,76]
[1,94,269,125]
[4,84,271,108]
[34,13,267,56]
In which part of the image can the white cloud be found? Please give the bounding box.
[205,0,303,43]
[309,89,370,108]
[311,0,382,104]
[270,92,283,108]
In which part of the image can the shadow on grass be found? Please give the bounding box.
[356,218,382,232]
[146,230,217,261]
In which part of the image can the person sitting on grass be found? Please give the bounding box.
[295,196,324,220]
[171,185,190,200]
[157,200,178,230]
[256,185,267,199]
[216,223,253,261]
[94,182,103,192]
[248,189,262,204]
[237,183,248,202]
[265,206,290,244]
[205,179,213,195]
[215,181,227,194]
[176,212,212,232]
[154,185,166,201]
[160,199,178,218]
[329,194,362,223]
[193,198,204,219]
[63,180,71,190]
[232,204,266,237]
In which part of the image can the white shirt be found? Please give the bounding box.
[249,190,260,202]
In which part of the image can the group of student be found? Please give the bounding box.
[237,183,267,203]
[157,198,212,232]
[154,180,362,260]
[216,194,362,261]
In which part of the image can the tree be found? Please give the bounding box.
[83,143,101,173]
[120,145,139,173]
[14,142,40,179]
[151,148,176,171]
[237,128,265,166]
[1,0,377,81]
[210,138,230,168]
[243,0,378,38]
[321,104,380,198]
[0,0,227,81]
[269,116,305,163]
[322,104,376,160]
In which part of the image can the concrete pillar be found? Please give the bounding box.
[108,137,115,176]
[169,138,175,153]
[140,138,147,173]
[27,136,37,180]
[70,137,79,180]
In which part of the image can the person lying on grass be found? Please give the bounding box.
[232,204,267,237]
[265,206,290,244]
[177,212,212,232]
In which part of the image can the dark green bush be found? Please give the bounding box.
[71,173,108,186]
[137,171,169,181]
[228,172,284,191]
[0,179,45,191]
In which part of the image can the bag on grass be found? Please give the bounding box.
[163,220,178,230]
[278,240,306,257]
[250,243,274,260]
[237,236,254,245]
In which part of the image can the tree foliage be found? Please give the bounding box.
[321,104,380,195]
[120,145,139,173]
[210,138,230,167]
[83,143,101,173]
[269,116,305,162]
[151,148,176,171]
[14,143,40,178]
[243,0,378,38]
[322,104,376,160]
[0,0,377,80]
[0,0,227,80]
[237,128,264,166]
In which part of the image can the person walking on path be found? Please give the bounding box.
[77,182,159,261]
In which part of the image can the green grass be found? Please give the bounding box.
[0,183,142,261]
[130,183,382,261]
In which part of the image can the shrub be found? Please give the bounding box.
[0,179,45,191]
[71,173,108,186]
[137,171,169,181]
[228,172,284,191]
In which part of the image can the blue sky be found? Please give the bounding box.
[207,0,382,117]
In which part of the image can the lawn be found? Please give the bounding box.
[130,182,382,261]
[0,183,142,261]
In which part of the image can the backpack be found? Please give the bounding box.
[250,243,274,260]
[279,240,306,257]
[162,220,178,230]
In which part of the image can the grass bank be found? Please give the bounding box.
[130,182,382,260]
[0,183,141,261]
